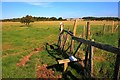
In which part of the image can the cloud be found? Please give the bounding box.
[27,2,52,7]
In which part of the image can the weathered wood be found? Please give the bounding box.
[58,22,64,48]
[86,22,90,39]
[115,25,118,31]
[83,25,86,38]
[64,30,73,36]
[72,36,120,55]
[58,59,70,64]
[58,59,70,72]
[71,19,78,53]
[64,62,68,71]
[60,22,64,33]
[85,22,90,68]
[112,21,114,33]
[84,46,89,67]
[62,33,68,51]
[73,42,82,56]
[63,30,120,54]
[73,19,78,36]
[89,39,94,77]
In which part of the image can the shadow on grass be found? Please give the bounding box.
[45,43,88,79]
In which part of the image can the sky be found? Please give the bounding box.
[1,2,119,19]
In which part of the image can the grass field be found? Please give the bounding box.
[2,21,119,78]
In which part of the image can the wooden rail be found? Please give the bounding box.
[64,30,120,55]
[57,20,120,79]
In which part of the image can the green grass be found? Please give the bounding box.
[2,21,119,78]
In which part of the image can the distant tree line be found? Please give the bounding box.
[82,17,120,21]
[1,16,120,22]
[1,15,67,22]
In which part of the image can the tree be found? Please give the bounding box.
[20,15,34,26]
[58,17,63,21]
[50,17,57,21]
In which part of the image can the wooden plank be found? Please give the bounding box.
[58,59,70,64]
[72,36,120,55]
[63,30,120,54]
[64,62,68,71]
[73,42,82,56]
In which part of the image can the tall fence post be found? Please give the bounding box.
[70,19,77,53]
[89,39,94,77]
[83,25,86,38]
[115,25,118,31]
[112,21,114,33]
[86,22,90,39]
[58,22,64,49]
[85,22,90,67]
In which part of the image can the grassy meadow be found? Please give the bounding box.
[2,21,119,78]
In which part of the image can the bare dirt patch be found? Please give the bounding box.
[36,64,62,78]
[16,47,43,67]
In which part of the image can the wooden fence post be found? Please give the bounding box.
[83,25,86,38]
[103,24,105,34]
[58,22,64,49]
[89,39,94,77]
[86,22,90,39]
[112,21,114,33]
[115,25,118,31]
[73,19,78,36]
[70,19,77,53]
[85,22,91,67]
